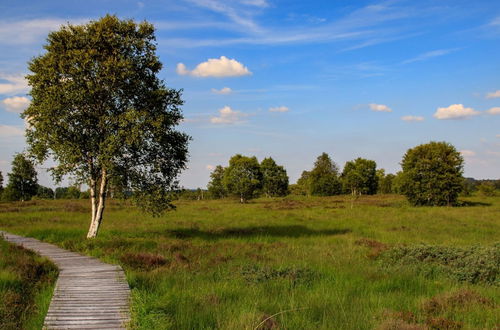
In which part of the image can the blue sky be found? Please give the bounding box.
[0,0,499,188]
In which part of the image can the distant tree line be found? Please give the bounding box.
[2,141,498,206]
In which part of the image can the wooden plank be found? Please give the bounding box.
[0,231,130,329]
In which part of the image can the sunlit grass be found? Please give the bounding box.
[0,194,498,329]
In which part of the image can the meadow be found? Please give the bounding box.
[0,194,498,329]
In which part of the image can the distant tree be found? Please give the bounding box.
[54,187,67,199]
[23,15,190,238]
[66,186,82,199]
[260,157,289,197]
[223,155,262,203]
[0,171,3,190]
[295,170,312,195]
[376,169,395,194]
[400,141,464,206]
[207,165,226,199]
[36,185,54,199]
[341,158,378,195]
[477,182,496,196]
[309,153,342,196]
[6,154,38,202]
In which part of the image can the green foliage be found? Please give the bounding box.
[0,171,3,191]
[341,158,378,195]
[381,244,499,285]
[5,154,38,202]
[309,153,342,196]
[223,155,262,202]
[36,185,54,199]
[378,172,395,194]
[478,182,496,197]
[207,165,226,199]
[23,15,189,234]
[260,157,289,197]
[400,141,464,206]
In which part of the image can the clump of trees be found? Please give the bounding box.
[399,141,464,206]
[207,155,289,202]
[295,153,342,196]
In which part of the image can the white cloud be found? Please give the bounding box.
[240,0,269,7]
[369,103,392,112]
[2,96,30,113]
[433,104,480,120]
[496,134,500,138]
[269,106,289,113]
[402,48,459,64]
[177,56,251,77]
[210,106,247,124]
[486,90,500,99]
[460,150,476,157]
[0,125,24,137]
[211,87,233,94]
[401,115,424,122]
[0,74,29,95]
[486,107,500,115]
[206,164,215,171]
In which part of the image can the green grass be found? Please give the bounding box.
[0,194,499,329]
[0,236,58,330]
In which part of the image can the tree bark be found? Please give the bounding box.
[86,169,107,239]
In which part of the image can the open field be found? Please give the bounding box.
[0,194,499,329]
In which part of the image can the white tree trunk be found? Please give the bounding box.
[87,170,107,239]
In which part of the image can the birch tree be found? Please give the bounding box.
[23,15,190,238]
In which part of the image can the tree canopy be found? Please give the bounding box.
[308,153,342,196]
[260,157,289,197]
[5,154,38,202]
[207,165,226,199]
[23,15,190,238]
[222,155,262,203]
[400,141,464,206]
[341,158,378,195]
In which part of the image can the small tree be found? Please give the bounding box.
[6,154,38,201]
[223,155,262,203]
[295,170,312,195]
[377,169,395,194]
[477,182,496,197]
[309,153,342,196]
[400,141,463,206]
[207,165,226,199]
[260,157,289,197]
[24,15,190,238]
[341,158,378,195]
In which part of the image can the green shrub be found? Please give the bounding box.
[381,244,499,285]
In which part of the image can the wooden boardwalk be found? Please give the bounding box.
[1,231,130,329]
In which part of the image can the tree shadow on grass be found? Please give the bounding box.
[164,225,351,240]
[457,200,492,207]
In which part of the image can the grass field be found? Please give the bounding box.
[0,194,498,329]
[0,236,57,329]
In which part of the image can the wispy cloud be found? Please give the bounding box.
[402,48,460,64]
[2,96,30,113]
[0,124,24,137]
[369,103,392,112]
[269,106,289,113]
[211,87,233,94]
[460,150,476,157]
[401,115,424,122]
[210,106,248,124]
[0,73,29,95]
[486,90,500,99]
[0,18,86,45]
[486,107,500,115]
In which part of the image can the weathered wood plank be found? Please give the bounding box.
[0,231,130,329]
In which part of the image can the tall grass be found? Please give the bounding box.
[0,237,58,329]
[0,194,498,329]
